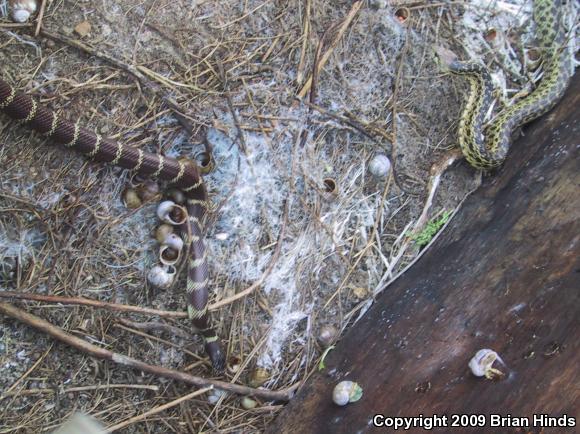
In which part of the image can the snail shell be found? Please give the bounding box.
[317,325,338,348]
[240,397,257,410]
[159,246,182,266]
[332,381,363,406]
[368,153,392,178]
[469,349,503,378]
[155,224,174,243]
[9,0,37,23]
[248,368,270,388]
[123,188,142,209]
[159,233,184,265]
[162,233,184,251]
[147,265,176,289]
[207,389,227,405]
[157,200,187,225]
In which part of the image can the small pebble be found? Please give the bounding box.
[74,20,91,37]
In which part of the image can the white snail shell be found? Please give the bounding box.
[368,153,392,178]
[9,0,37,23]
[207,389,227,405]
[157,200,187,225]
[162,233,184,250]
[240,396,257,410]
[332,381,363,406]
[147,265,176,289]
[469,349,502,377]
[317,325,338,348]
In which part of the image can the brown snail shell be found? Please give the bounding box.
[159,245,180,266]
[155,224,174,243]
[123,188,142,209]
[248,368,270,388]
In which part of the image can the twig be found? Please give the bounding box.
[34,0,47,37]
[0,384,160,399]
[116,318,192,339]
[413,148,463,231]
[296,0,363,99]
[0,302,294,401]
[107,387,212,432]
[217,61,247,154]
[0,291,188,318]
[296,0,311,85]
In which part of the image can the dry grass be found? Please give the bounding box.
[0,0,576,432]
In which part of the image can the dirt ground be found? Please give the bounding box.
[0,0,574,432]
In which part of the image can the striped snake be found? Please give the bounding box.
[450,0,574,169]
[0,78,225,372]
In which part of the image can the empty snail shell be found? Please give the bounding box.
[240,397,257,410]
[9,0,37,23]
[332,381,363,406]
[159,244,181,266]
[248,368,270,388]
[228,356,242,374]
[207,389,227,405]
[369,153,392,178]
[157,201,187,225]
[197,151,214,174]
[162,233,184,250]
[123,188,142,209]
[469,349,504,379]
[147,265,176,289]
[317,325,338,348]
[155,224,174,243]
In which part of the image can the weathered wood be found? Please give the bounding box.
[269,74,579,433]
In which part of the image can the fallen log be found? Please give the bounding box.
[268,74,579,433]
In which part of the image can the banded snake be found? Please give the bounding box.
[0,78,225,372]
[449,0,574,169]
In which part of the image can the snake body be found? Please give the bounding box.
[450,0,573,169]
[0,78,225,371]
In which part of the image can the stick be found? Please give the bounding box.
[296,0,363,99]
[0,302,294,401]
[107,387,213,432]
[0,291,188,318]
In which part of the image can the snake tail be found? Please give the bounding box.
[0,78,225,371]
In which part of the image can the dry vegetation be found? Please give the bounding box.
[0,0,575,432]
